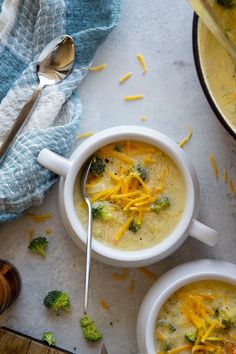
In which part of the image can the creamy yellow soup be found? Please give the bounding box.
[155,280,236,354]
[74,140,185,251]
[199,1,236,132]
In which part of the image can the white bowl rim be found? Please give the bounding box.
[63,125,196,262]
[137,259,236,354]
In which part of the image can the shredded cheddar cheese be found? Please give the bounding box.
[28,229,34,241]
[45,228,52,235]
[88,64,106,71]
[112,268,129,281]
[140,115,148,121]
[138,267,157,282]
[77,132,94,139]
[192,345,215,353]
[128,279,135,294]
[179,127,193,148]
[229,179,235,194]
[114,216,133,242]
[137,53,148,74]
[100,299,109,310]
[223,169,228,183]
[168,345,192,354]
[124,94,144,101]
[209,154,218,179]
[119,72,132,83]
[26,212,52,223]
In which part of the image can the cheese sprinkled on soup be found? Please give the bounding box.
[74,140,185,251]
[155,280,236,354]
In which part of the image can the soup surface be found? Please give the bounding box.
[199,0,236,132]
[74,140,185,251]
[155,280,236,354]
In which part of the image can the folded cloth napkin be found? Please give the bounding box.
[0,0,120,222]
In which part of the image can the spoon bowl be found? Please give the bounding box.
[37,35,75,86]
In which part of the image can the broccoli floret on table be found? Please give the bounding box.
[41,331,56,346]
[28,236,48,257]
[43,290,70,311]
[129,219,141,233]
[92,202,112,220]
[150,196,170,213]
[90,157,105,176]
[80,315,103,342]
[217,0,235,8]
[130,164,148,181]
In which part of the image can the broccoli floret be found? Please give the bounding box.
[150,196,170,213]
[160,342,172,352]
[28,236,48,257]
[217,0,235,8]
[156,320,176,333]
[215,309,236,328]
[43,290,70,311]
[130,164,148,181]
[114,144,123,152]
[185,331,197,344]
[129,219,141,233]
[90,157,105,176]
[41,331,56,346]
[222,315,236,329]
[80,315,103,342]
[92,202,112,220]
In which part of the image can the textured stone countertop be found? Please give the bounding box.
[0,1,235,353]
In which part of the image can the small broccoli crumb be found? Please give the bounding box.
[114,144,123,152]
[41,331,56,346]
[92,202,112,220]
[129,219,141,233]
[130,164,148,181]
[160,342,172,352]
[217,0,235,8]
[185,331,197,344]
[43,290,70,311]
[80,315,102,342]
[28,236,48,257]
[90,157,105,176]
[150,196,170,213]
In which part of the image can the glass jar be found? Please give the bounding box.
[0,260,21,314]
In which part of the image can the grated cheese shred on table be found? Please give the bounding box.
[88,64,106,71]
[76,132,94,139]
[124,94,144,101]
[137,53,148,74]
[209,154,218,179]
[119,72,132,83]
[179,127,192,148]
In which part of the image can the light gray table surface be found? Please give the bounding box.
[0,1,235,353]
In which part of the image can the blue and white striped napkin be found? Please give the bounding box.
[0,0,120,222]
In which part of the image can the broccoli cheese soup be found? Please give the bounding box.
[155,280,236,354]
[199,0,236,132]
[74,140,185,251]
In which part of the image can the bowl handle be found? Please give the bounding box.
[188,219,218,247]
[37,148,72,177]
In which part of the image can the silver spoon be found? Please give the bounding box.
[80,158,93,314]
[187,0,236,67]
[0,35,75,160]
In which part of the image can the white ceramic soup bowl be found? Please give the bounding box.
[137,259,236,354]
[37,125,218,267]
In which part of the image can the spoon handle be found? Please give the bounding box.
[187,0,236,66]
[84,199,93,314]
[0,84,43,161]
